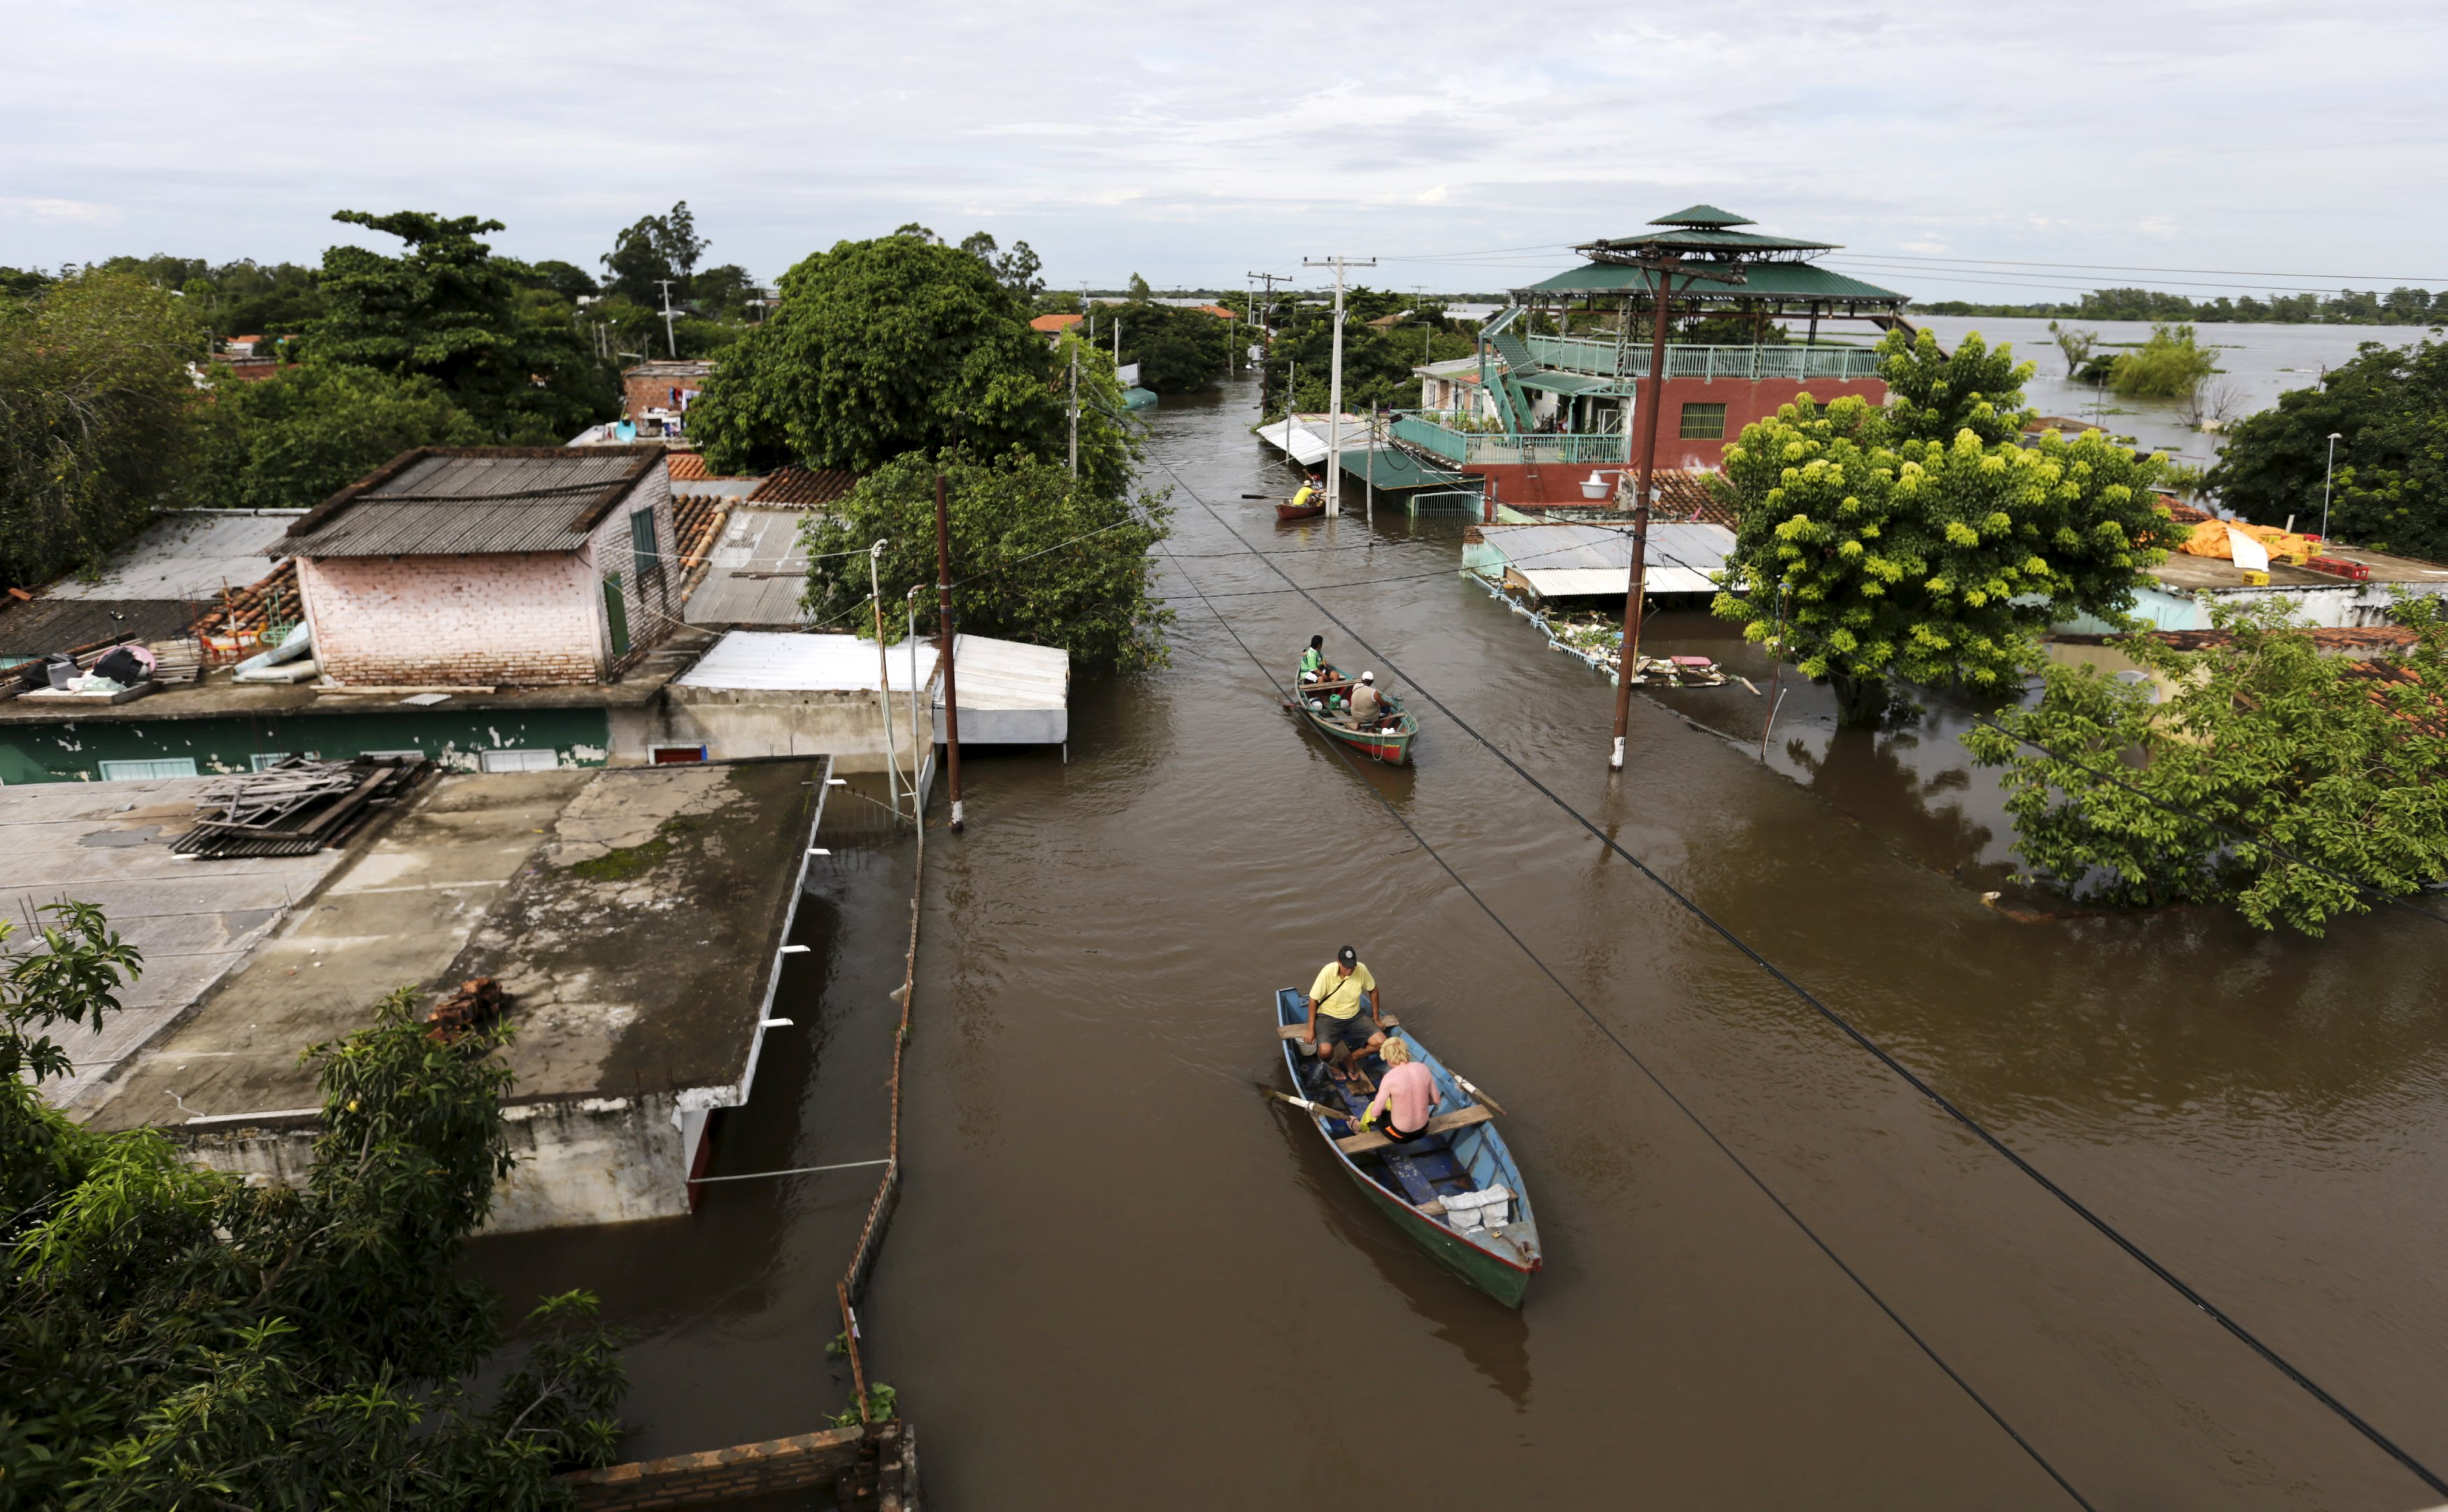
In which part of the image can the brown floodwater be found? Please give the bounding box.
[473,376,2448,1510]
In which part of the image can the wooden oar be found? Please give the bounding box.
[1452,1074,1507,1117]
[1255,1085,1358,1122]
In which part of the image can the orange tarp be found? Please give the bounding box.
[2175,520,2313,564]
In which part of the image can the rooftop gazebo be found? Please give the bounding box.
[1392,207,1912,504]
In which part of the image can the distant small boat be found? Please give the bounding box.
[1272,989,1542,1305]
[1283,663,1416,765]
[1276,497,1325,522]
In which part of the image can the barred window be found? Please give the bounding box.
[1678,403,1728,440]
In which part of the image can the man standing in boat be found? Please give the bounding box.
[1302,944,1388,1083]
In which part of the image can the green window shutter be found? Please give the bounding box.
[630,508,661,576]
[1678,403,1727,440]
[604,572,630,655]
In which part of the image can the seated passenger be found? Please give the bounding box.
[1348,671,1386,727]
[1361,1036,1442,1142]
[1299,634,1328,685]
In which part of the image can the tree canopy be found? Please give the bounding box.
[1712,329,2179,725]
[1962,596,2448,934]
[2209,337,2448,562]
[0,271,202,590]
[1111,300,1232,394]
[0,904,626,1506]
[313,210,611,443]
[800,448,1172,671]
[689,234,1132,497]
[601,201,707,308]
[2107,322,2219,400]
[1258,288,1476,420]
[197,364,484,511]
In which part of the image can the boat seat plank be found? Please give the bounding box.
[1276,1014,1404,1039]
[1334,1105,1493,1155]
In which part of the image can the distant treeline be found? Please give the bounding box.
[1912,285,2448,326]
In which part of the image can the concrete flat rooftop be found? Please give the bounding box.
[2151,543,2448,592]
[0,777,354,1110]
[78,759,823,1132]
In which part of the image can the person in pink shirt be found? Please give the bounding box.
[1361,1036,1442,1143]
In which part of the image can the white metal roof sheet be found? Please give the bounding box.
[937,634,1068,711]
[1518,565,1720,597]
[678,632,937,692]
[1479,521,1732,576]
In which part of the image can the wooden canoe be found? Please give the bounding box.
[1276,499,1326,522]
[1273,988,1542,1306]
[1283,664,1416,766]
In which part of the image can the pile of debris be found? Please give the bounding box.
[171,755,429,858]
[425,977,507,1043]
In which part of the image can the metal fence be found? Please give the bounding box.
[1521,337,1884,383]
[1390,414,1629,467]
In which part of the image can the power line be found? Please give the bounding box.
[1144,447,2448,1502]
[1151,527,2096,1511]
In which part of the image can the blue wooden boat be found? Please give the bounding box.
[1273,988,1542,1305]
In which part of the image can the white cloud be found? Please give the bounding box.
[1,0,2442,302]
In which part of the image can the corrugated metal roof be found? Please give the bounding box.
[1649,204,1753,227]
[683,508,814,627]
[1584,228,1837,254]
[1521,262,1905,304]
[45,511,301,601]
[285,448,661,557]
[0,598,203,657]
[937,634,1067,712]
[1332,446,1468,491]
[1477,522,1732,597]
[678,631,938,692]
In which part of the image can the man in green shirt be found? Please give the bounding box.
[1302,944,1388,1083]
[1299,634,1327,686]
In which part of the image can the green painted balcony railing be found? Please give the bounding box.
[1519,336,1885,383]
[1390,415,1631,467]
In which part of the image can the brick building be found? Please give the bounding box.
[1386,206,1911,509]
[621,359,716,437]
[282,446,679,687]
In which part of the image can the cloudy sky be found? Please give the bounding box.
[12,0,2447,304]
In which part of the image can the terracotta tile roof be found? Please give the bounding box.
[671,492,730,567]
[1654,469,1735,526]
[1031,313,1086,334]
[666,452,710,482]
[1197,304,1237,320]
[190,558,302,664]
[750,466,860,508]
[2139,625,2420,655]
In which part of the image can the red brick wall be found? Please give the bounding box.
[623,375,706,420]
[299,553,605,687]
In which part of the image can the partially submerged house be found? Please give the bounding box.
[1385,205,1908,509]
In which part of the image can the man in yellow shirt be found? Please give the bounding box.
[1302,944,1388,1082]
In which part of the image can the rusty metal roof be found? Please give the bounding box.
[283,447,664,557]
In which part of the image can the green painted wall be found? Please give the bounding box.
[0,706,613,784]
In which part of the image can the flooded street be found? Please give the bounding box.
[477,378,2448,1509]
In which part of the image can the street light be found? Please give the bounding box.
[2321,432,2343,542]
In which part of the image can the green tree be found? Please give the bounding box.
[601,201,707,307]
[800,448,1172,671]
[0,271,202,590]
[1712,330,2179,726]
[1962,596,2448,934]
[2209,337,2448,561]
[312,210,612,443]
[2108,322,2219,399]
[523,258,602,305]
[956,233,1044,299]
[689,233,1132,497]
[197,364,484,511]
[2047,320,2098,378]
[0,905,627,1506]
[1114,301,1231,394]
[1257,289,1474,420]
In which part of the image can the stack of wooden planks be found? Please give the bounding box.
[171,756,429,857]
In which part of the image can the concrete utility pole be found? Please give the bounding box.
[868,543,902,818]
[1248,271,1291,415]
[1604,255,1744,772]
[934,471,965,834]
[654,279,679,358]
[1304,256,1376,516]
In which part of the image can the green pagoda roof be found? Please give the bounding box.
[1519,259,1905,306]
[1649,204,1753,227]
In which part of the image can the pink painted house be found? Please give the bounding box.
[281,446,679,687]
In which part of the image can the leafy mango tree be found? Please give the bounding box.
[1961,596,2448,934]
[802,448,1173,671]
[1712,329,2181,726]
[0,904,626,1508]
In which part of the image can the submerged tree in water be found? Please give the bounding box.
[1963,595,2448,935]
[1714,329,2179,727]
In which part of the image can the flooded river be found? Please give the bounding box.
[476,376,2448,1509]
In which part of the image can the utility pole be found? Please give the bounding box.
[653,278,679,359]
[1304,255,1376,516]
[1605,255,1744,772]
[1249,270,1290,417]
[868,543,902,818]
[934,470,965,834]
